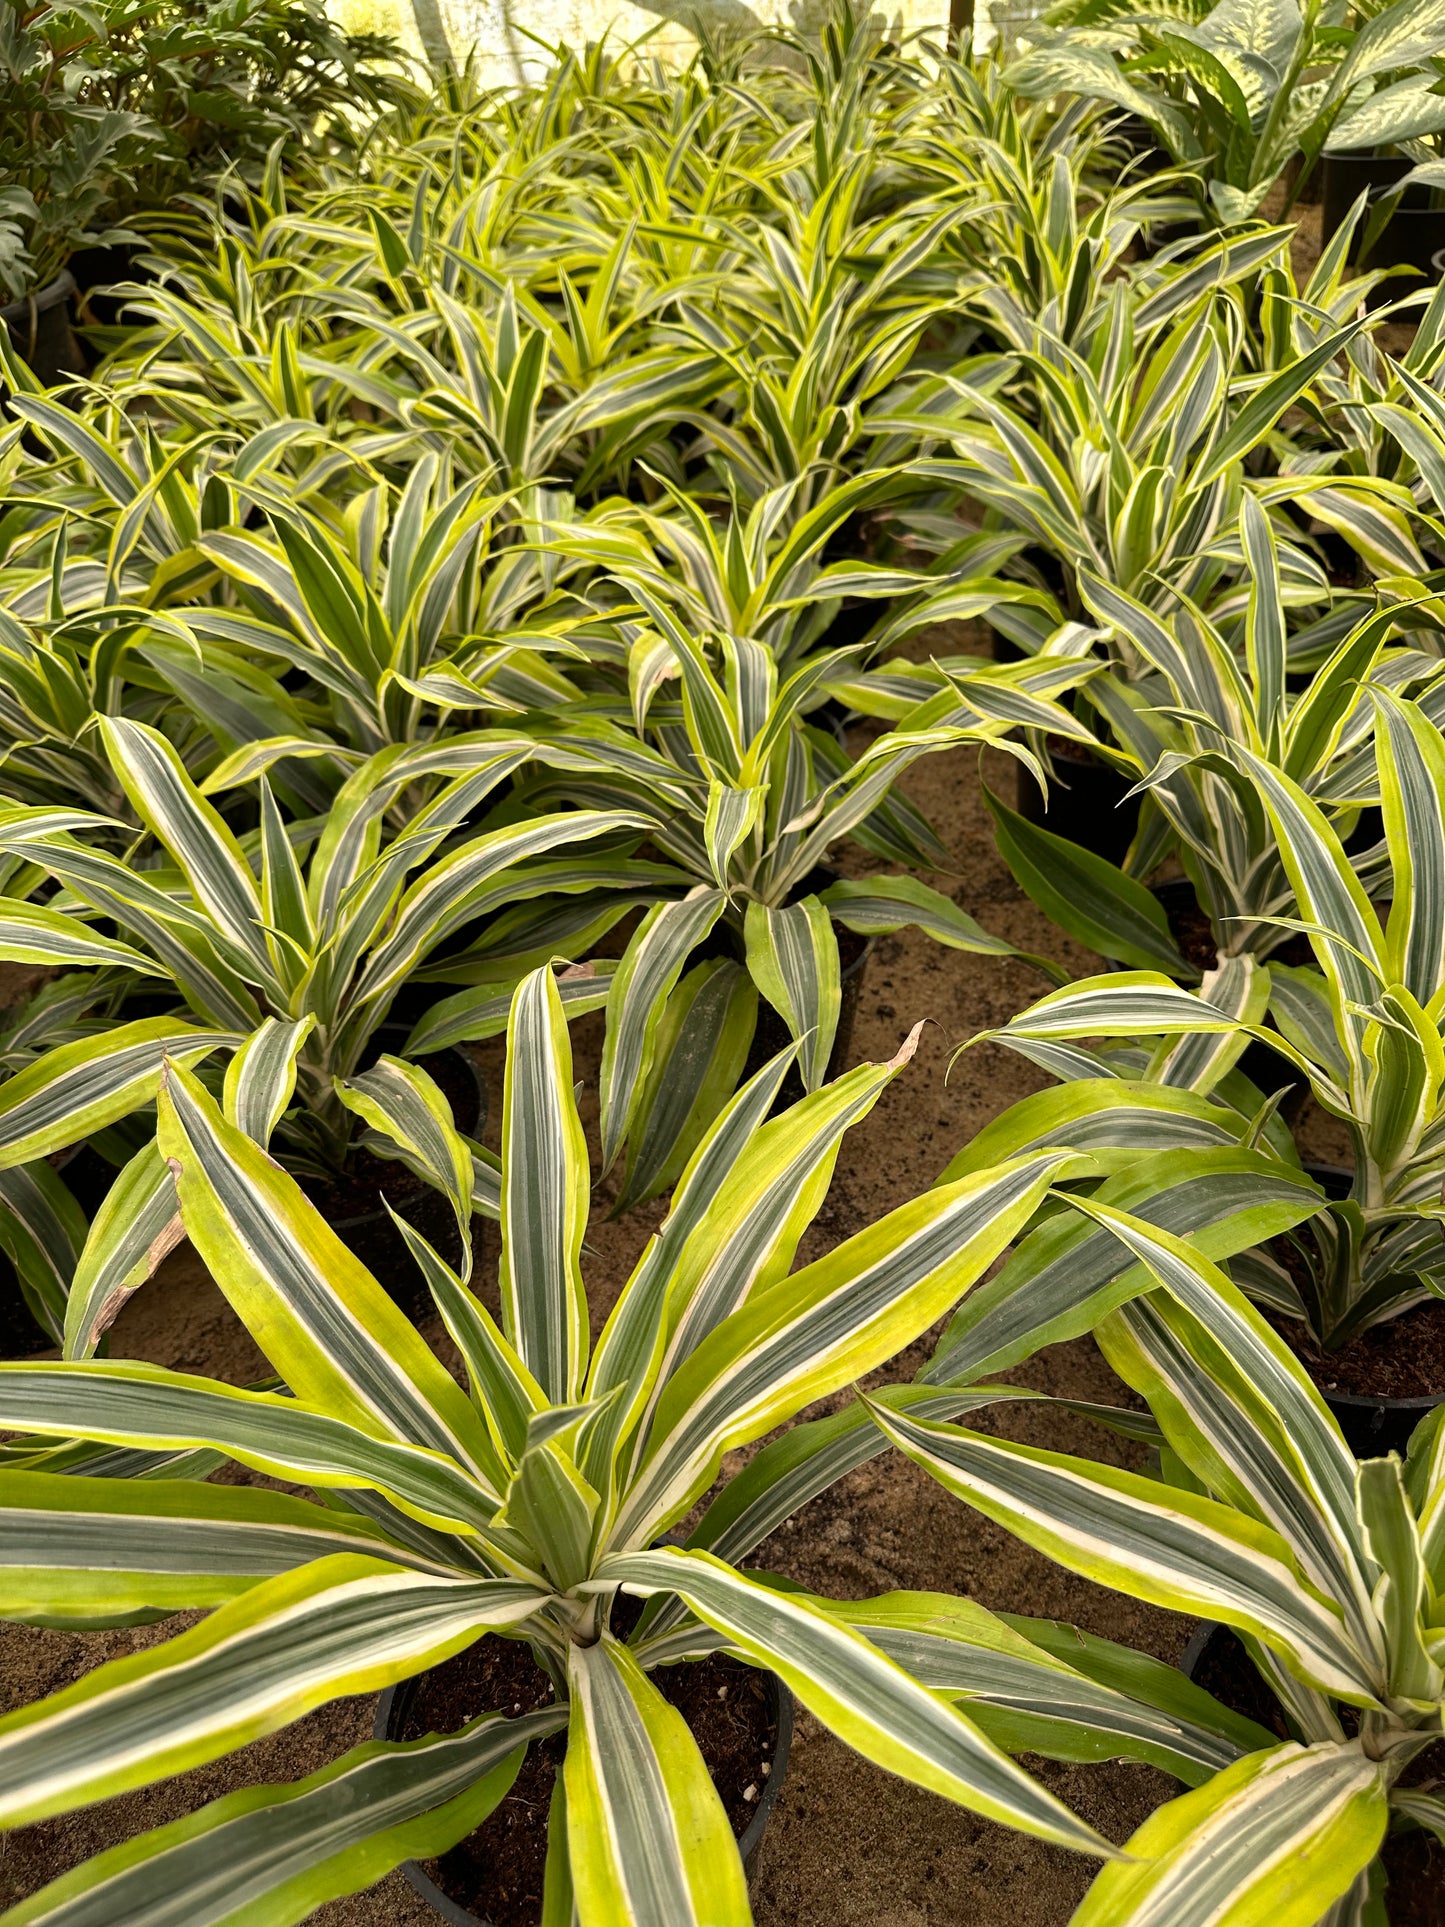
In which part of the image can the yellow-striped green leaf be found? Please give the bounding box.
[601,1548,1115,1859]
[744,895,841,1092]
[0,902,162,977]
[0,1021,236,1168]
[500,968,590,1406]
[868,1403,1374,1703]
[223,1017,315,1149]
[157,1063,498,1489]
[616,958,757,1210]
[99,718,275,985]
[599,889,727,1168]
[63,1141,182,1360]
[564,1634,750,1927]
[0,1363,497,1536]
[616,1151,1069,1542]
[0,1470,433,1625]
[0,1555,547,1829]
[337,1055,474,1250]
[1071,1742,1388,1927]
[0,1706,563,1927]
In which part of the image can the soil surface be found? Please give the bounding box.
[1189,1627,1445,1925]
[396,1633,778,1925]
[0,614,1330,1925]
[1273,1296,1445,1402]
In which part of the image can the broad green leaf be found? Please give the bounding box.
[499,969,590,1406]
[0,1021,235,1168]
[744,896,841,1091]
[337,1055,474,1249]
[985,790,1190,975]
[0,1362,497,1537]
[617,959,757,1210]
[223,1018,315,1149]
[1078,1205,1380,1668]
[0,1158,86,1347]
[0,1469,426,1625]
[979,974,1244,1051]
[63,1141,182,1360]
[0,1555,547,1828]
[940,1084,1266,1182]
[868,1403,1373,1703]
[1372,692,1445,1009]
[820,873,1016,955]
[925,1148,1323,1385]
[617,1151,1069,1542]
[599,890,727,1168]
[601,1548,1115,1859]
[157,1062,498,1489]
[827,1590,1260,1783]
[1354,1458,1438,1705]
[406,962,617,1053]
[565,1634,751,1927]
[0,1707,564,1927]
[0,902,162,977]
[1071,1742,1389,1927]
[99,718,274,984]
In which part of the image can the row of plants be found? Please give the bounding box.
[0,5,1444,1922]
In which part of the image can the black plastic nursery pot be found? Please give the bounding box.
[0,1141,117,1360]
[374,1636,794,1927]
[1013,738,1140,868]
[1181,1623,1443,1923]
[1272,1162,1445,1458]
[1321,154,1445,290]
[1,271,85,386]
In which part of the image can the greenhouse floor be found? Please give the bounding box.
[0,648,1350,1923]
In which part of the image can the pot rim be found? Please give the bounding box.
[373,1651,794,1927]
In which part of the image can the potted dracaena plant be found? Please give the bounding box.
[0,717,644,1351]
[966,686,1445,1448]
[0,964,1198,1925]
[870,1201,1445,1925]
[985,500,1435,980]
[403,600,1097,1209]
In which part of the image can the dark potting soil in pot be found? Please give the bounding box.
[398,1633,780,1927]
[1267,1297,1445,1402]
[1265,1229,1445,1400]
[1189,1627,1444,1924]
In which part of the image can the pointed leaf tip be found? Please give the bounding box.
[888,1021,927,1070]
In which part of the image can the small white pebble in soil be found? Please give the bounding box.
[760,1761,770,1776]
[743,1785,758,1803]
[716,1685,727,1699]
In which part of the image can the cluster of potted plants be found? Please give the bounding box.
[0,0,405,380]
[1,3,1444,1922]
